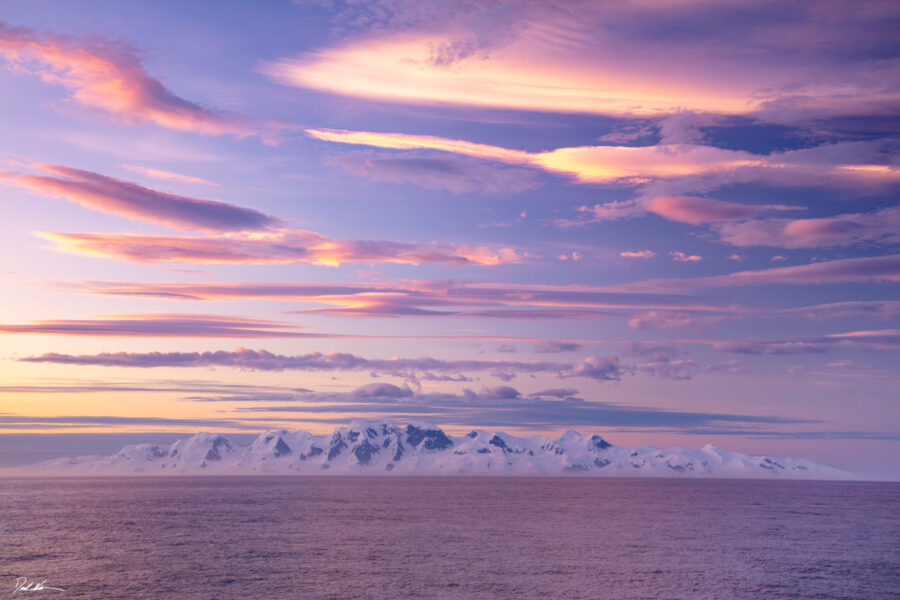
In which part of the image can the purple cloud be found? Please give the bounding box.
[330,151,541,194]
[0,314,306,338]
[38,230,524,267]
[19,347,731,383]
[711,205,900,249]
[621,255,900,292]
[534,340,582,354]
[1,164,277,231]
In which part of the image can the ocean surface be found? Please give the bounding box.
[0,478,897,599]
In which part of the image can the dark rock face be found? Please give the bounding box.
[593,458,611,468]
[591,435,612,450]
[353,440,380,465]
[760,458,785,471]
[204,437,232,462]
[541,443,565,456]
[666,462,686,473]
[299,446,323,461]
[488,435,508,450]
[393,444,404,461]
[564,463,589,472]
[347,431,360,443]
[466,431,478,439]
[328,433,347,460]
[405,425,453,450]
[273,438,292,458]
[148,446,168,459]
[477,448,491,454]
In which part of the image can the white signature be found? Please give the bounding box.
[12,578,64,594]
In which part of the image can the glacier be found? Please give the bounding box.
[4,420,850,479]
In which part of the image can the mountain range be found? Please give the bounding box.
[4,420,850,479]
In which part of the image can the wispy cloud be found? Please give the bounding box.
[711,205,900,249]
[534,340,582,354]
[267,1,900,125]
[1,164,276,231]
[37,230,525,267]
[0,415,250,429]
[305,129,898,200]
[618,255,900,292]
[20,347,724,383]
[56,280,727,324]
[645,196,801,225]
[0,21,294,140]
[306,129,768,184]
[0,314,306,338]
[120,165,218,186]
[329,151,541,194]
[713,329,900,355]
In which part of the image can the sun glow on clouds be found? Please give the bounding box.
[306,128,899,187]
[306,128,765,183]
[0,21,294,140]
[37,231,524,267]
[269,30,772,117]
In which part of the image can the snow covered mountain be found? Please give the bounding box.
[5,420,849,479]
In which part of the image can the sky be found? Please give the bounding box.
[0,0,897,477]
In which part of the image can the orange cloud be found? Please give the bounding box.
[266,3,900,124]
[268,31,759,117]
[306,129,899,186]
[307,128,762,183]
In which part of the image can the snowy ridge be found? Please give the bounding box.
[5,420,849,479]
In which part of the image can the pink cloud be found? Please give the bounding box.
[620,250,656,259]
[19,347,646,381]
[646,196,799,225]
[120,165,218,186]
[670,251,702,263]
[267,2,900,123]
[0,21,294,140]
[0,314,306,338]
[711,205,900,249]
[1,164,276,231]
[59,279,721,311]
[38,230,525,267]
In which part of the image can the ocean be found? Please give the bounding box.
[1,477,897,599]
